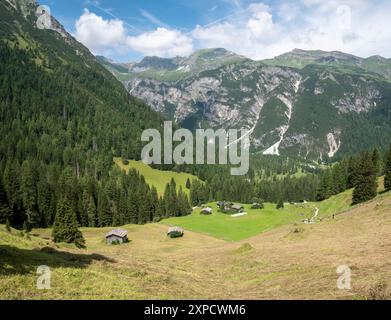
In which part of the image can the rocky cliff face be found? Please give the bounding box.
[115,51,391,161]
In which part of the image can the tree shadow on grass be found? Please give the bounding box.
[0,245,116,276]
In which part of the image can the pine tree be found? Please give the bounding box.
[177,187,191,217]
[21,162,39,227]
[347,156,360,189]
[384,146,391,192]
[372,148,381,176]
[0,177,11,224]
[316,169,332,201]
[150,186,159,221]
[37,179,53,228]
[276,198,284,209]
[5,219,11,232]
[97,191,112,227]
[138,187,151,224]
[52,198,85,248]
[185,178,191,189]
[116,192,127,226]
[23,220,32,233]
[3,161,23,227]
[87,194,98,227]
[127,191,139,224]
[352,152,377,205]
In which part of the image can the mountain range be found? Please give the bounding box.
[99,48,391,161]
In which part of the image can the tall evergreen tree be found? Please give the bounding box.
[177,187,191,217]
[20,161,39,227]
[52,198,85,248]
[97,191,112,227]
[384,146,391,192]
[185,178,191,189]
[316,169,332,201]
[86,194,98,227]
[372,148,381,176]
[0,177,11,224]
[276,198,284,209]
[352,152,377,205]
[3,161,23,226]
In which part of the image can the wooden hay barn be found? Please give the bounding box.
[106,229,128,244]
[201,207,213,215]
[167,226,184,238]
[231,204,244,213]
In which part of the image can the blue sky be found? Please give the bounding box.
[38,0,391,62]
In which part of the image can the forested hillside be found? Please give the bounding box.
[0,0,192,231]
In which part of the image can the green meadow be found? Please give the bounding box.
[162,202,315,241]
[114,158,198,196]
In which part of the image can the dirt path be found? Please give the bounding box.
[310,207,319,223]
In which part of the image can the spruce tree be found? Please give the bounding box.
[185,178,191,189]
[276,198,284,209]
[347,156,360,189]
[21,162,39,227]
[127,191,139,224]
[0,177,11,224]
[97,191,112,227]
[372,148,381,176]
[150,186,159,221]
[3,161,23,227]
[138,187,151,224]
[316,170,332,201]
[5,219,11,232]
[352,152,377,205]
[384,146,391,192]
[177,187,191,217]
[52,198,85,248]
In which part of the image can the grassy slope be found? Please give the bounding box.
[162,202,315,241]
[113,158,198,196]
[162,177,385,241]
[314,176,385,218]
[1,190,390,299]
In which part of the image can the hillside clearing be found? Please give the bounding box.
[113,158,198,196]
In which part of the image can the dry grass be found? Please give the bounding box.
[1,193,391,300]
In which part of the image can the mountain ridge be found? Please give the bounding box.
[98,48,391,161]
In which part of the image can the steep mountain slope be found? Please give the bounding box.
[0,0,168,228]
[101,49,391,161]
[0,0,163,163]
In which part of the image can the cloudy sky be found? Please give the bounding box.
[39,0,391,62]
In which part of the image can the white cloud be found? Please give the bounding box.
[192,0,391,59]
[74,1,391,60]
[192,4,287,60]
[126,28,193,57]
[74,9,126,53]
[74,10,192,58]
